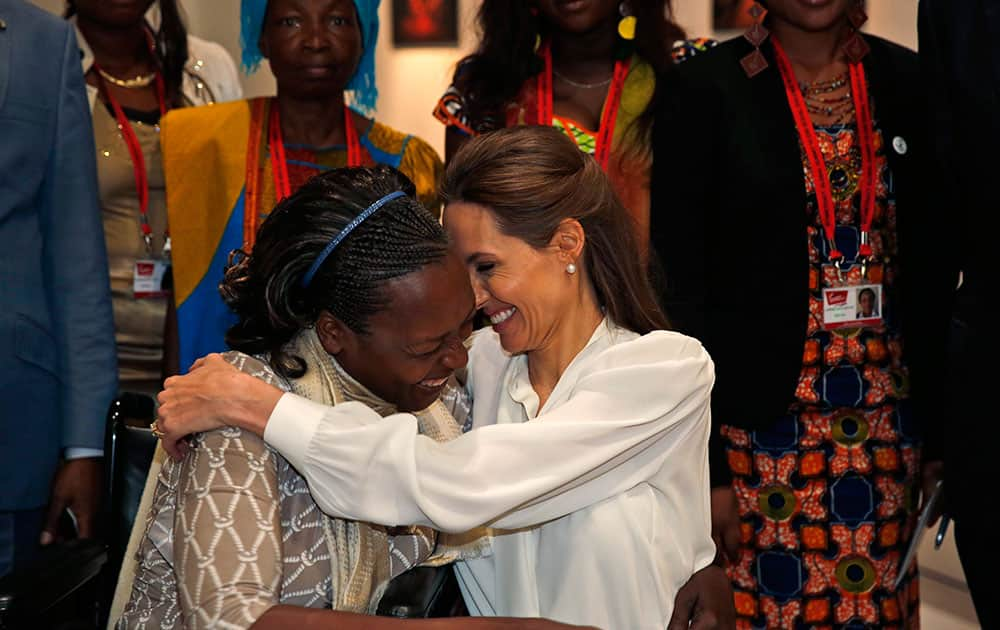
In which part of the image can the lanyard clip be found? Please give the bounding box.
[858,231,872,279]
[143,233,153,255]
[829,243,847,281]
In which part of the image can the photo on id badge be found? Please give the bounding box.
[822,283,882,330]
[133,258,172,299]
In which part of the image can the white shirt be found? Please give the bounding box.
[266,320,716,629]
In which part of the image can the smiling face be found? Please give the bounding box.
[259,0,363,100]
[319,252,476,412]
[444,201,583,355]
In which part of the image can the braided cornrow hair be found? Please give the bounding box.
[220,166,450,378]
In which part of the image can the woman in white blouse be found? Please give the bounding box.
[156,126,725,629]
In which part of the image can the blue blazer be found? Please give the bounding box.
[0,0,117,511]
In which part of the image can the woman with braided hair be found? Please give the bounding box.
[115,165,585,630]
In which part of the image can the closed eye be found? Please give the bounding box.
[411,344,442,359]
[475,262,495,274]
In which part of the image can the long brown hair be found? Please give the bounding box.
[441,126,669,335]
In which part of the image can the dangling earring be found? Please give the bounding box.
[617,2,636,41]
[740,2,769,77]
[566,263,577,275]
[842,0,870,63]
[529,4,541,53]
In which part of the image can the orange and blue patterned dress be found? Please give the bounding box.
[721,121,920,629]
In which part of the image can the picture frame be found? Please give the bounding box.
[392,0,459,47]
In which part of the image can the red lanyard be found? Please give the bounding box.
[94,66,168,254]
[244,97,362,249]
[772,38,877,264]
[537,42,630,171]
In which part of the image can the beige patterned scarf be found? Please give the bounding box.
[286,328,465,613]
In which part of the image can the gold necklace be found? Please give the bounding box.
[96,67,157,89]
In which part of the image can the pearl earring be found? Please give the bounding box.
[566,263,577,275]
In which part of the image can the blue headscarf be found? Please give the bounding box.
[240,0,380,115]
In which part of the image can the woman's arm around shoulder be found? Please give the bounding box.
[262,327,714,532]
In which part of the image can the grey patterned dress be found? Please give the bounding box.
[117,351,467,629]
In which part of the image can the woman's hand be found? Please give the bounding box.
[667,565,736,630]
[156,353,283,459]
[711,485,741,565]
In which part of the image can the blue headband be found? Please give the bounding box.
[301,190,407,288]
[240,0,380,116]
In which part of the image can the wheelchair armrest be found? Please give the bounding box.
[0,539,107,623]
[376,565,464,618]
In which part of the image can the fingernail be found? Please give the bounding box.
[40,531,54,545]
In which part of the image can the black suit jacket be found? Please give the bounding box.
[649,35,953,486]
[919,0,999,509]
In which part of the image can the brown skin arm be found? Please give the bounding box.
[711,486,741,564]
[666,566,736,630]
[40,457,102,544]
[251,607,596,629]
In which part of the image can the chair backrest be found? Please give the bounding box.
[100,393,158,623]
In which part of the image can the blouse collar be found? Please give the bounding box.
[506,317,615,420]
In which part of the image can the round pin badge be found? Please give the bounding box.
[892,136,908,155]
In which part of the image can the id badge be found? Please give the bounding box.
[133,258,171,299]
[822,282,882,330]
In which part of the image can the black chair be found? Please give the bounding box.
[99,393,158,625]
[0,539,107,630]
[377,565,466,618]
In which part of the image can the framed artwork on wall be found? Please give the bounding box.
[392,0,459,47]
